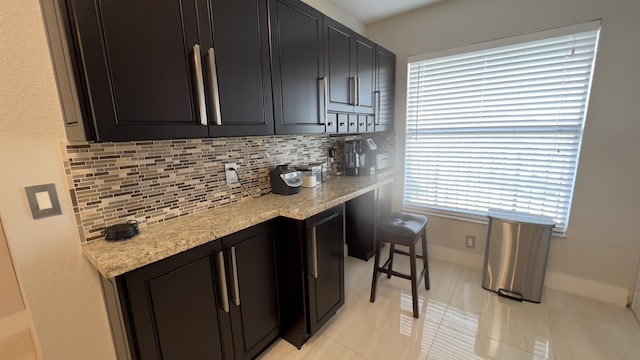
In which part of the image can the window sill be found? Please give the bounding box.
[401,205,567,238]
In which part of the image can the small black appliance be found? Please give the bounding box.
[269,164,303,195]
[344,139,377,176]
[104,220,139,241]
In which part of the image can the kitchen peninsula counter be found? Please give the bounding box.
[82,174,393,278]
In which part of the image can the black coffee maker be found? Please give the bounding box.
[344,139,377,176]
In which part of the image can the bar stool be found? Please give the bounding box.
[370,212,430,318]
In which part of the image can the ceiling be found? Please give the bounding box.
[330,0,445,24]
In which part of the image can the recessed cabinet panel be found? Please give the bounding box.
[326,20,354,113]
[271,0,326,134]
[100,0,196,125]
[147,258,223,360]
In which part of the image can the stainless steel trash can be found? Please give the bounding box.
[482,209,555,303]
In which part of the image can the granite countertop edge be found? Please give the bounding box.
[82,175,394,279]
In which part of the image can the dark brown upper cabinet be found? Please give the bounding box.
[353,36,376,115]
[205,0,275,137]
[325,19,353,114]
[324,18,376,117]
[375,45,396,132]
[270,0,328,135]
[57,0,393,140]
[65,0,273,141]
[66,0,210,141]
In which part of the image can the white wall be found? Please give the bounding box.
[367,0,640,302]
[0,1,116,359]
[633,264,640,318]
[303,0,366,35]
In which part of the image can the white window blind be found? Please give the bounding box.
[404,23,600,234]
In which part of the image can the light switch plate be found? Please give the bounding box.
[25,183,62,219]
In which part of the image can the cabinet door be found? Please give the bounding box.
[67,0,210,141]
[270,0,327,134]
[206,0,274,136]
[325,18,354,113]
[375,45,396,132]
[120,241,232,360]
[353,36,376,114]
[377,182,393,221]
[224,222,280,360]
[345,190,376,260]
[306,206,345,334]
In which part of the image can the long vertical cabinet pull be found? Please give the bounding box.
[320,77,328,127]
[207,48,222,126]
[350,77,356,105]
[310,227,318,279]
[355,77,360,106]
[192,44,208,125]
[374,91,381,125]
[230,247,240,306]
[217,251,230,312]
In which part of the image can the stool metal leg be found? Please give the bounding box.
[370,235,384,303]
[386,243,395,279]
[409,241,419,318]
[422,227,430,290]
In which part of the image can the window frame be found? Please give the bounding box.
[402,20,601,236]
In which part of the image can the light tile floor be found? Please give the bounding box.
[258,255,640,360]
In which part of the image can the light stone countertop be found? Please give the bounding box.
[82,174,394,278]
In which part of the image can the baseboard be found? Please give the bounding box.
[543,272,629,307]
[427,244,630,307]
[427,243,484,270]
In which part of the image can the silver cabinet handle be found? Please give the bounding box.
[355,76,360,106]
[217,251,229,312]
[374,90,381,125]
[351,76,356,105]
[192,44,208,126]
[310,227,318,279]
[321,77,328,127]
[207,48,222,126]
[231,246,240,307]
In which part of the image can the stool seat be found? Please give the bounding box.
[378,212,428,240]
[370,212,430,318]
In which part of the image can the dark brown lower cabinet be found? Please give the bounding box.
[117,221,280,360]
[345,182,393,261]
[224,222,280,360]
[279,205,345,348]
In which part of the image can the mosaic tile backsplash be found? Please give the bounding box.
[63,134,390,242]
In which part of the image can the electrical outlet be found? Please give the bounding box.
[225,163,238,185]
[465,235,476,249]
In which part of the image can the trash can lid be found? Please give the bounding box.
[487,209,556,227]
